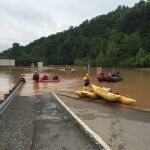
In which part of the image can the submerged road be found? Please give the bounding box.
[57,94,150,150]
[0,94,99,150]
[1,77,150,150]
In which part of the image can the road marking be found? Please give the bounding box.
[52,92,111,150]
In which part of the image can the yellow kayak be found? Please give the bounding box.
[92,84,136,104]
[92,84,121,101]
[75,90,97,99]
[119,96,136,104]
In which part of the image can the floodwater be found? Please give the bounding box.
[0,66,150,109]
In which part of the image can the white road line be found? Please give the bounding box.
[52,92,111,150]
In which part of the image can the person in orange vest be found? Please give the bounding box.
[106,73,112,81]
[83,74,90,90]
[20,74,26,82]
[42,74,48,80]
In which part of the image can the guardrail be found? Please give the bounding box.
[0,81,23,115]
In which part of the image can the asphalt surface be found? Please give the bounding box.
[0,94,99,150]
[57,94,150,150]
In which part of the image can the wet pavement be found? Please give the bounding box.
[0,94,99,150]
[0,96,34,150]
[57,95,150,150]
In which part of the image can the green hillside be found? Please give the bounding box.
[0,0,150,67]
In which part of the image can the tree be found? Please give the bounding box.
[106,42,119,66]
[120,32,142,59]
[136,48,147,67]
[0,1,150,67]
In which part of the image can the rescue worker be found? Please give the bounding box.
[116,71,120,77]
[106,73,112,81]
[83,74,90,90]
[53,75,59,80]
[33,71,39,81]
[20,74,26,82]
[97,71,105,82]
[42,74,48,80]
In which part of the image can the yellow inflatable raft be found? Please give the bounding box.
[75,90,97,99]
[119,96,136,104]
[92,84,121,102]
[92,84,136,104]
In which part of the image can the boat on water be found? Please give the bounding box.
[75,86,112,99]
[97,75,122,82]
[119,96,136,104]
[92,84,136,104]
[64,65,72,71]
[92,84,121,101]
[38,78,60,83]
[75,90,97,99]
[97,71,122,82]
[32,71,60,83]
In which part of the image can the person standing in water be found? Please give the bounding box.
[83,74,90,90]
[33,71,39,81]
[20,74,26,82]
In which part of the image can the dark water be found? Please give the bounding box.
[0,66,150,109]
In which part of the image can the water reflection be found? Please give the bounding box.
[33,81,40,93]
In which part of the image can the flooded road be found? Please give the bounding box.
[0,66,150,109]
[0,66,150,150]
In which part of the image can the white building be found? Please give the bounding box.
[38,62,43,68]
[0,59,15,66]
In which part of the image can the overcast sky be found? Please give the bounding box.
[0,0,140,51]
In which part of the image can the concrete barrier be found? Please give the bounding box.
[52,92,111,150]
[0,81,23,115]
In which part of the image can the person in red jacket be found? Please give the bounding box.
[42,74,48,80]
[106,73,112,81]
[33,71,39,81]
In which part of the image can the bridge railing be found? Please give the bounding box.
[0,80,23,115]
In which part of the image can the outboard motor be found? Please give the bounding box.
[53,75,58,80]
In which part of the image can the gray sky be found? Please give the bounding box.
[0,0,140,51]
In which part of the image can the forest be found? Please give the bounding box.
[0,0,150,67]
